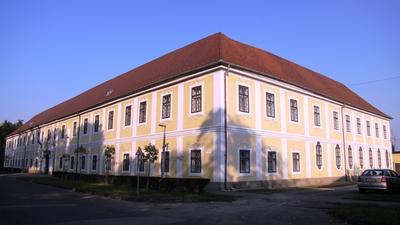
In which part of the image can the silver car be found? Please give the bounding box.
[357,169,400,193]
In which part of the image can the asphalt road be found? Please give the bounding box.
[0,174,363,225]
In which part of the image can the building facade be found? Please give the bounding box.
[4,33,392,189]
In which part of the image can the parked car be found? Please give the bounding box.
[358,169,400,193]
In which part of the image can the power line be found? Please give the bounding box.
[320,75,400,91]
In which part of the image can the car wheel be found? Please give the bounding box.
[358,188,365,193]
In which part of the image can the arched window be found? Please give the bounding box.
[359,147,364,169]
[369,148,373,168]
[316,142,322,169]
[377,149,382,169]
[385,150,390,169]
[348,146,353,169]
[335,144,341,169]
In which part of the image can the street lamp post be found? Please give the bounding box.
[135,147,144,196]
[158,124,166,178]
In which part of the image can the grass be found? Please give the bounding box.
[17,175,237,202]
[241,182,356,194]
[328,203,400,225]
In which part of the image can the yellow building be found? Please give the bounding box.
[4,33,393,189]
[393,151,400,173]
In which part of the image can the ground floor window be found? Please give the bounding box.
[292,152,300,172]
[385,150,390,168]
[239,149,250,173]
[335,144,341,169]
[369,148,373,168]
[70,156,75,169]
[348,146,353,169]
[161,151,170,173]
[359,147,364,169]
[267,151,277,173]
[316,142,322,169]
[81,156,86,170]
[123,153,130,171]
[59,157,63,169]
[190,149,202,173]
[138,158,145,172]
[92,155,97,171]
[105,157,111,171]
[377,149,382,168]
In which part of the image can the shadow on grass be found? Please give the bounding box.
[342,190,400,203]
[17,175,237,203]
[328,203,400,225]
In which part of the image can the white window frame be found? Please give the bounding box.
[237,148,252,176]
[122,152,130,173]
[93,113,100,133]
[312,104,322,128]
[160,92,173,121]
[345,114,351,133]
[82,117,89,136]
[138,99,148,125]
[106,109,115,131]
[291,151,302,175]
[356,117,362,135]
[264,89,277,120]
[188,147,204,176]
[288,97,300,124]
[91,154,98,171]
[315,142,324,171]
[266,148,278,176]
[236,82,252,116]
[332,110,340,132]
[123,104,133,128]
[189,83,204,117]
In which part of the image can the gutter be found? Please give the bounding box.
[224,64,230,190]
[341,104,348,181]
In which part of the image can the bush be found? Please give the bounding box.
[52,172,210,192]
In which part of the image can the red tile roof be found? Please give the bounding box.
[10,32,390,136]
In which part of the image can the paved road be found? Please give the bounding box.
[0,174,366,225]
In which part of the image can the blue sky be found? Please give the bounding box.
[1,0,399,146]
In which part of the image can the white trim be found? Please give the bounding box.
[327,144,332,176]
[311,103,322,129]
[137,99,148,126]
[256,136,262,179]
[188,82,204,117]
[92,113,100,133]
[160,92,173,122]
[122,103,133,128]
[281,139,288,179]
[288,96,300,124]
[254,81,261,130]
[265,147,279,176]
[237,147,252,176]
[314,141,324,172]
[304,96,310,135]
[151,92,157,134]
[280,89,287,133]
[106,109,115,132]
[291,150,302,175]
[306,141,311,177]
[132,98,138,136]
[324,102,330,139]
[264,89,277,120]
[177,84,184,131]
[236,81,252,116]
[188,147,204,177]
[176,136,183,177]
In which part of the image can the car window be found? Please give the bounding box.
[391,171,399,177]
[362,170,384,176]
[384,171,391,176]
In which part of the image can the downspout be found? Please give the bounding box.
[341,104,348,181]
[224,64,230,190]
[75,113,81,176]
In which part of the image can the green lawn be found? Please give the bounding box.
[17,175,236,202]
[328,203,400,225]
[242,182,356,194]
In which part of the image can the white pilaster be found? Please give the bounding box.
[132,98,138,137]
[281,138,288,179]
[177,83,184,131]
[303,96,309,136]
[177,136,183,178]
[256,136,262,180]
[327,144,332,177]
[279,89,287,133]
[151,92,157,134]
[255,80,261,131]
[324,102,330,139]
[306,141,311,178]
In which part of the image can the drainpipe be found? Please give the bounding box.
[341,104,348,181]
[224,64,230,190]
[75,113,81,177]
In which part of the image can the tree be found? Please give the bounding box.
[143,143,159,190]
[0,120,23,169]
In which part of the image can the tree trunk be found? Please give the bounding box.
[146,161,151,190]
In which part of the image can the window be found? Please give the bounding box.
[83,118,88,134]
[238,85,249,113]
[139,101,147,123]
[359,147,364,169]
[316,142,322,169]
[345,115,351,132]
[94,115,100,132]
[161,94,171,119]
[314,106,321,126]
[292,152,300,172]
[366,121,371,136]
[385,150,390,168]
[47,129,51,141]
[108,111,114,130]
[335,144,341,169]
[70,156,75,169]
[377,149,382,168]
[239,150,250,173]
[290,99,298,122]
[161,151,170,173]
[267,151,277,173]
[356,118,361,134]
[369,148,373,168]
[266,92,275,118]
[191,86,202,113]
[92,155,97,171]
[73,122,77,137]
[105,157,112,171]
[190,149,201,173]
[375,123,379,138]
[81,156,86,170]
[125,105,132,126]
[53,128,57,141]
[138,157,145,172]
[123,154,130,171]
[61,125,65,139]
[348,146,353,169]
[333,111,339,130]
[59,157,63,169]
[383,125,387,139]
